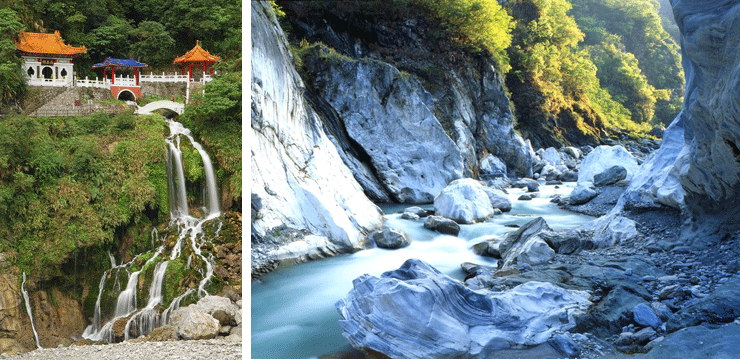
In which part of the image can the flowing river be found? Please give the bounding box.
[251,183,593,358]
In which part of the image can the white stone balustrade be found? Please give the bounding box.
[140,72,189,83]
[26,77,72,87]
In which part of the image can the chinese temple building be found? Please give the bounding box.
[173,40,221,82]
[15,30,86,86]
[93,58,148,100]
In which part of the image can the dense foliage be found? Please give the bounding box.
[0,113,169,276]
[4,0,241,76]
[0,9,25,109]
[570,0,684,125]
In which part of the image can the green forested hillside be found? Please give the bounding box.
[0,1,242,279]
[3,0,240,74]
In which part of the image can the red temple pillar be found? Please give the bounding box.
[111,66,115,84]
[188,64,192,81]
[135,69,139,85]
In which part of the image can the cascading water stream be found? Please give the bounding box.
[83,118,222,343]
[21,272,41,349]
[123,261,169,340]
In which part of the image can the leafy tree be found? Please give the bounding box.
[570,0,684,124]
[424,0,513,69]
[0,9,25,110]
[130,21,175,66]
[87,15,134,59]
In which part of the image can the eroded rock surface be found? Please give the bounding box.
[251,1,382,271]
[336,259,591,358]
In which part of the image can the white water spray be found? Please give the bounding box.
[21,272,41,349]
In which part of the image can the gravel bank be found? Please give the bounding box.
[1,338,242,360]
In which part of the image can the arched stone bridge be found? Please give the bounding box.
[135,100,185,115]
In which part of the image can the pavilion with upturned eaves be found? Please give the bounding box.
[15,30,86,86]
[173,40,221,82]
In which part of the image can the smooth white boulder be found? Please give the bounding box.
[542,147,562,166]
[336,259,592,358]
[434,179,494,224]
[578,146,639,184]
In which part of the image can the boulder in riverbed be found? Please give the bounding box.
[423,216,460,236]
[336,259,592,358]
[367,228,410,249]
[578,145,638,184]
[171,306,220,340]
[434,179,494,224]
[593,166,627,187]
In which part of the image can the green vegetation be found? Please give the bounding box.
[0,9,25,109]
[6,0,241,76]
[570,0,684,125]
[0,113,168,276]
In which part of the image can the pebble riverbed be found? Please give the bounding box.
[0,338,242,360]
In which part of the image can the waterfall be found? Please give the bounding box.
[82,118,222,343]
[166,141,189,218]
[21,272,41,349]
[166,120,220,217]
[123,261,169,340]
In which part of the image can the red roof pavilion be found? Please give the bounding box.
[173,40,221,81]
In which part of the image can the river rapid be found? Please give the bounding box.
[251,183,593,358]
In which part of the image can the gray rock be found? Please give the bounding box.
[472,238,502,258]
[423,215,460,236]
[479,155,507,177]
[171,306,220,340]
[195,295,242,326]
[633,303,662,329]
[401,212,420,220]
[575,285,651,338]
[368,228,410,249]
[335,259,591,358]
[615,332,635,346]
[652,302,673,322]
[518,194,533,201]
[305,46,463,203]
[251,0,383,259]
[593,166,627,187]
[578,146,639,184]
[563,146,582,160]
[568,183,598,205]
[633,327,657,345]
[542,147,562,166]
[434,179,495,224]
[482,187,512,212]
[548,334,580,358]
[646,323,740,358]
[659,285,685,300]
[403,206,429,218]
[498,218,555,268]
[666,278,740,333]
[558,170,579,182]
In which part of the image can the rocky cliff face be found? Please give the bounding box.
[280,2,533,184]
[622,0,740,245]
[251,2,383,263]
[304,46,463,203]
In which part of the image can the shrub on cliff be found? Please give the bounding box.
[0,113,168,276]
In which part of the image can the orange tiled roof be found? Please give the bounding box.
[173,40,221,64]
[15,30,86,56]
